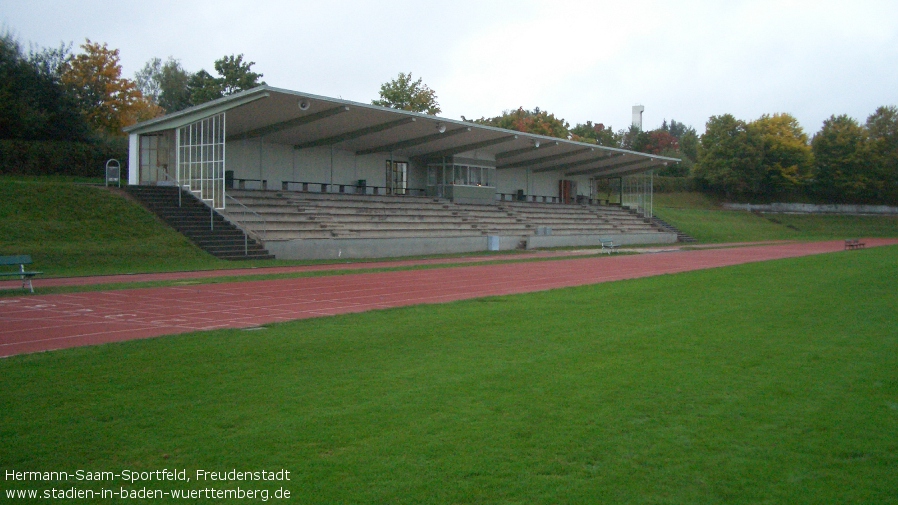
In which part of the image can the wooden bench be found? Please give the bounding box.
[600,238,616,255]
[0,255,43,293]
[844,239,866,250]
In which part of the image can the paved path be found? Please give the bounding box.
[1,239,894,358]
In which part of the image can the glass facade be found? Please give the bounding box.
[177,113,226,209]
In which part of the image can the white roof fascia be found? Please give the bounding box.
[123,89,271,135]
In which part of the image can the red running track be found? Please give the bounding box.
[1,239,895,357]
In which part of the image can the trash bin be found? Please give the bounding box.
[357,179,367,194]
[516,189,525,201]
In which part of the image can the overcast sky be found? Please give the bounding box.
[2,0,897,134]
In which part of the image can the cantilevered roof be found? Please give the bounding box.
[124,86,679,178]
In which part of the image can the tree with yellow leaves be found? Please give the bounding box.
[750,113,813,194]
[60,40,160,137]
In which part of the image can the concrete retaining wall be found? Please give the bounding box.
[722,203,898,215]
[266,235,497,260]
[265,232,677,260]
[525,232,677,249]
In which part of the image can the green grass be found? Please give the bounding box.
[0,178,237,276]
[654,192,898,243]
[2,246,896,504]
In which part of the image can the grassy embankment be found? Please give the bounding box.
[1,245,896,503]
[653,192,898,243]
[0,177,254,276]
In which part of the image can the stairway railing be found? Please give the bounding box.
[222,193,267,255]
[150,173,266,256]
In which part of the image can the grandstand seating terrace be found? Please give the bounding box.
[221,189,663,241]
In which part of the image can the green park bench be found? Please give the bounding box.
[0,255,43,293]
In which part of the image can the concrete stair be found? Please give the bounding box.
[650,216,697,242]
[127,186,274,260]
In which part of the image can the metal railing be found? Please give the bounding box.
[222,193,267,256]
[495,192,611,206]
[150,171,264,256]
[279,180,428,197]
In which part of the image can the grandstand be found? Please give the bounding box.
[123,86,678,259]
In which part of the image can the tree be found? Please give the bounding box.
[811,115,871,202]
[134,57,162,103]
[693,114,764,197]
[187,54,265,106]
[471,107,569,139]
[372,72,441,115]
[679,130,699,163]
[215,54,264,96]
[135,57,191,113]
[0,32,87,141]
[634,130,678,155]
[570,121,620,147]
[60,40,160,136]
[865,106,898,203]
[750,113,812,194]
[661,119,693,140]
[187,69,222,106]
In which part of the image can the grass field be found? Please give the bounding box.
[654,192,898,243]
[2,246,896,503]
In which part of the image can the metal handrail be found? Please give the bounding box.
[279,180,428,197]
[150,171,265,256]
[223,192,267,255]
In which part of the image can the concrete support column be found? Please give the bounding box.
[128,134,139,185]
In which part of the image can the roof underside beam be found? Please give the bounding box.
[236,106,350,140]
[531,153,626,174]
[294,117,416,149]
[563,154,648,176]
[356,127,472,155]
[575,158,666,178]
[497,147,594,170]
[495,141,560,161]
[420,135,518,160]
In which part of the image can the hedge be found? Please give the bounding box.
[0,138,127,178]
[651,176,696,193]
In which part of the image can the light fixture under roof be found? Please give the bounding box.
[436,123,446,133]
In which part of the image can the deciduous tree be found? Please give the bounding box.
[60,40,160,136]
[187,54,264,106]
[0,32,87,140]
[471,107,569,139]
[865,105,898,203]
[372,72,441,115]
[811,115,871,202]
[570,121,620,147]
[135,57,191,113]
[751,113,812,193]
[693,114,764,197]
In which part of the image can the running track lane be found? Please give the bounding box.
[1,239,895,357]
